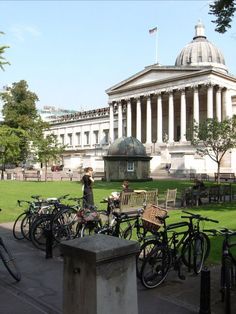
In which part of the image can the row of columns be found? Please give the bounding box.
[109,84,232,144]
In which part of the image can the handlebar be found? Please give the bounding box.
[181,210,219,224]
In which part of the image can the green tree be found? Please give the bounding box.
[191,117,236,184]
[34,134,65,181]
[209,0,236,33]
[0,125,24,179]
[0,31,10,70]
[0,80,49,164]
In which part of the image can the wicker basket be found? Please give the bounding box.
[142,204,168,233]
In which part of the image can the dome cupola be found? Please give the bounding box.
[175,21,227,73]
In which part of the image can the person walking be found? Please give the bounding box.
[81,167,94,208]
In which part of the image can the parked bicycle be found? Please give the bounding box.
[0,209,21,281]
[139,210,218,288]
[205,228,236,314]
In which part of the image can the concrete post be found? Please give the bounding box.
[61,234,140,314]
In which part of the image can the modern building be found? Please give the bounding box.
[47,21,236,176]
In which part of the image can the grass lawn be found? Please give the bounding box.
[0,179,236,264]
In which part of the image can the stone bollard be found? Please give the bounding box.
[60,234,140,314]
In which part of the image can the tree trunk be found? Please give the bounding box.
[217,162,221,185]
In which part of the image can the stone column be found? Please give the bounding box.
[61,234,140,314]
[223,88,232,119]
[168,91,174,142]
[118,101,123,138]
[146,95,152,144]
[207,84,213,119]
[216,87,222,122]
[109,103,114,143]
[193,86,199,125]
[157,93,163,143]
[136,97,141,141]
[180,89,186,142]
[126,99,132,137]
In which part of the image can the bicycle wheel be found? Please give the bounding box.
[21,212,37,241]
[181,232,210,271]
[120,221,133,239]
[52,208,79,242]
[221,256,233,309]
[193,233,208,274]
[79,221,100,237]
[141,245,171,289]
[0,237,21,281]
[136,239,158,279]
[30,215,55,251]
[13,212,27,240]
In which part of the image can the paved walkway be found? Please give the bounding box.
[0,222,235,314]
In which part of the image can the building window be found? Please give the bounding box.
[76,132,81,145]
[68,133,72,146]
[85,131,90,145]
[208,56,212,62]
[104,129,109,144]
[93,130,99,144]
[60,134,64,145]
[127,161,134,172]
[198,56,202,62]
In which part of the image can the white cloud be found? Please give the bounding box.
[10,24,41,42]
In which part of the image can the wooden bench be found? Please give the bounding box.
[119,190,158,214]
[214,173,236,182]
[23,171,41,181]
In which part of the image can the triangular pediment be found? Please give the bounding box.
[106,65,204,94]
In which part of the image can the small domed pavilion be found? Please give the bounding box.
[103,136,152,181]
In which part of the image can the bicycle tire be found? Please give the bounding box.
[52,207,79,242]
[21,212,37,241]
[181,232,210,270]
[136,239,158,279]
[0,237,21,281]
[141,245,171,289]
[193,233,207,274]
[79,221,100,237]
[13,212,27,240]
[30,215,55,251]
[221,255,233,310]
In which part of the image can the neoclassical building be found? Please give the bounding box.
[47,21,236,176]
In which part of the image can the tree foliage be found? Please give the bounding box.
[0,31,10,71]
[191,117,236,183]
[209,0,236,33]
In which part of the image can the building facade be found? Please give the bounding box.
[47,21,236,176]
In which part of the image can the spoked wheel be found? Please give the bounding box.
[136,239,158,279]
[141,245,171,289]
[52,208,79,242]
[30,215,55,251]
[0,238,21,281]
[21,213,37,241]
[79,220,101,237]
[193,233,208,274]
[221,255,233,313]
[13,212,27,240]
[181,232,210,272]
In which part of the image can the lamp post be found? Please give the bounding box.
[0,146,5,180]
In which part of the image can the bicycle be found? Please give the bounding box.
[140,210,218,289]
[205,228,236,314]
[0,209,21,281]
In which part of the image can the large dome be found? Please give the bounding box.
[107,136,147,156]
[175,21,227,73]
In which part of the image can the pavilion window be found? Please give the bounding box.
[127,161,134,172]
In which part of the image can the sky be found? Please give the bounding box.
[0,0,236,112]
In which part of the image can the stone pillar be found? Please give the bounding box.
[118,101,123,138]
[146,95,152,144]
[216,87,222,122]
[109,103,114,143]
[180,89,186,142]
[223,88,232,119]
[61,234,140,314]
[136,97,141,141]
[157,93,163,143]
[126,99,132,137]
[193,86,199,125]
[168,91,174,142]
[207,84,213,119]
